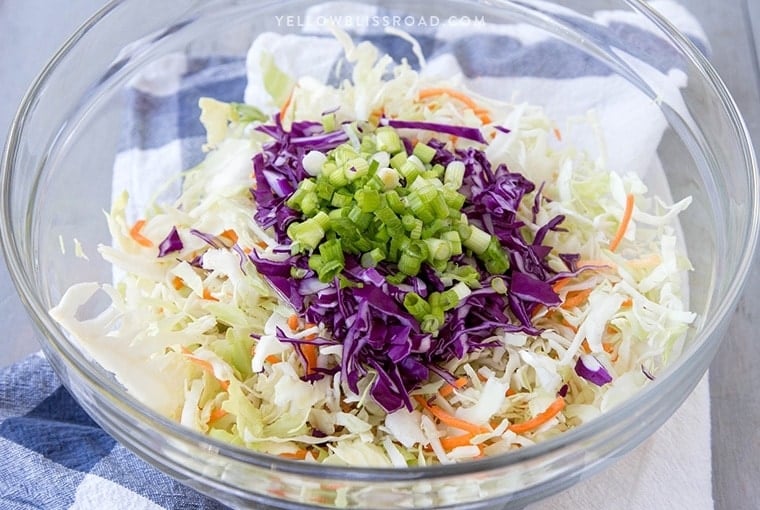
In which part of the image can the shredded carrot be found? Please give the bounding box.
[506,388,517,397]
[279,449,309,461]
[202,288,218,301]
[581,339,592,354]
[439,432,477,451]
[255,240,268,249]
[302,342,318,376]
[439,376,468,398]
[551,277,572,293]
[129,219,153,247]
[508,396,566,434]
[219,229,238,244]
[609,194,635,252]
[369,106,385,124]
[287,314,300,331]
[561,288,592,310]
[621,298,633,308]
[560,318,579,333]
[209,407,228,423]
[279,87,295,121]
[243,247,253,254]
[418,87,492,124]
[414,395,489,435]
[553,127,563,141]
[183,351,230,390]
[172,276,184,290]
[602,342,619,362]
[265,354,281,364]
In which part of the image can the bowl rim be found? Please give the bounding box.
[1,0,758,485]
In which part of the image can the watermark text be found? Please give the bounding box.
[274,14,486,29]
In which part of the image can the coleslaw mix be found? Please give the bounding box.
[50,32,695,466]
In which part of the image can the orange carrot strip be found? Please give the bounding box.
[220,229,238,244]
[581,339,592,354]
[439,432,477,451]
[414,395,488,435]
[551,277,572,293]
[265,354,281,364]
[609,194,635,252]
[418,87,491,124]
[621,298,633,308]
[369,106,385,124]
[439,376,468,398]
[183,352,229,389]
[209,407,228,423]
[553,127,562,141]
[302,343,318,376]
[279,87,295,121]
[506,388,517,397]
[560,318,579,333]
[508,396,566,434]
[172,276,184,290]
[560,288,592,310]
[129,219,153,247]
[202,288,218,301]
[255,240,269,249]
[602,342,619,362]
[279,449,308,461]
[287,314,300,331]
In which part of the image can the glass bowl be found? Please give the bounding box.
[1,0,758,508]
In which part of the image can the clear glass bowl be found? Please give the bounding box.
[1,0,758,508]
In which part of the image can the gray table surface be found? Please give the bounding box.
[1,1,758,509]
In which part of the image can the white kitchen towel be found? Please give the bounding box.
[0,1,713,509]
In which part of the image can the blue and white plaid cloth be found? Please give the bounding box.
[1,2,712,509]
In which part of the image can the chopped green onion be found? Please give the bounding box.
[384,190,405,214]
[376,127,403,154]
[412,142,436,164]
[463,225,491,254]
[375,167,400,190]
[361,247,386,267]
[321,112,336,132]
[355,188,382,212]
[403,292,431,320]
[444,160,465,188]
[424,238,452,261]
[344,157,370,181]
[389,151,408,171]
[331,190,353,208]
[287,217,326,251]
[490,276,508,294]
[482,237,510,274]
[300,192,319,216]
[302,150,327,176]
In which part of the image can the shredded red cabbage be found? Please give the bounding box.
[250,119,577,412]
[157,226,183,257]
[382,118,487,144]
[575,354,613,386]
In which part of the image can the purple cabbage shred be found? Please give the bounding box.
[157,226,183,257]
